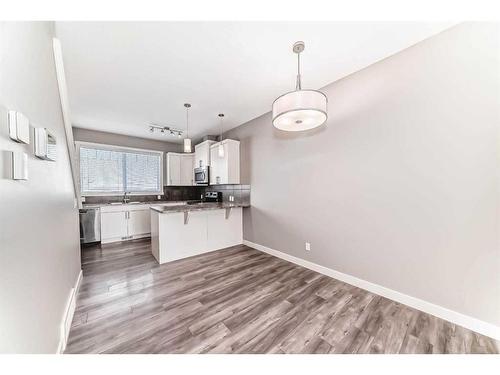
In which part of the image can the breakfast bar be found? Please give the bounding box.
[150,202,248,264]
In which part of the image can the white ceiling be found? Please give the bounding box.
[55,22,453,143]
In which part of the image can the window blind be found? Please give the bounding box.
[79,144,162,195]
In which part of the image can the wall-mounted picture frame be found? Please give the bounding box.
[34,127,57,161]
[8,110,30,144]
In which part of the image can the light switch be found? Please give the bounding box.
[12,151,28,180]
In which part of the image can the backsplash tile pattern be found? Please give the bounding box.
[206,184,251,205]
[83,185,250,205]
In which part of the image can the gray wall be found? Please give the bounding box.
[72,127,181,153]
[225,23,500,326]
[0,22,82,352]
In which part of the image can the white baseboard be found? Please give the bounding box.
[57,269,83,354]
[243,240,500,341]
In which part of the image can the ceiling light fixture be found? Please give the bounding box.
[149,123,183,138]
[272,41,328,131]
[183,103,192,153]
[218,113,225,158]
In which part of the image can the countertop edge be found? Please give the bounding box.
[150,203,249,214]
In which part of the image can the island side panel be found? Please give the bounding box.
[151,209,161,263]
[157,210,208,264]
[206,207,243,251]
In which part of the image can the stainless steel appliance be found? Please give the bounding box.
[204,191,222,202]
[79,208,101,244]
[194,166,209,185]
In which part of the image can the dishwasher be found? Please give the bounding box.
[79,207,101,244]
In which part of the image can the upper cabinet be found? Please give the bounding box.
[166,152,194,186]
[194,140,216,168]
[209,139,240,185]
[180,154,194,186]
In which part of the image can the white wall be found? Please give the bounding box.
[0,22,81,353]
[225,23,500,328]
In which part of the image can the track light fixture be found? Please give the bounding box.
[149,123,183,138]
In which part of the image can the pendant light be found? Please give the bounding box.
[218,113,225,158]
[272,41,328,131]
[183,103,192,153]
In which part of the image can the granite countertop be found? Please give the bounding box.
[150,202,249,214]
[82,200,189,208]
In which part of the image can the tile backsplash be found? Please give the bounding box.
[205,184,251,206]
[83,184,250,205]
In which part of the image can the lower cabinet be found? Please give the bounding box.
[101,206,151,244]
[151,207,243,264]
[101,211,128,242]
[128,209,151,237]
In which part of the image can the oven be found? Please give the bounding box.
[194,166,209,185]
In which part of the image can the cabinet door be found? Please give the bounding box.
[194,143,206,168]
[211,143,228,184]
[180,154,194,186]
[167,153,181,186]
[101,211,128,242]
[128,209,151,237]
[209,145,226,185]
[219,145,229,184]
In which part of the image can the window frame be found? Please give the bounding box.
[75,141,164,197]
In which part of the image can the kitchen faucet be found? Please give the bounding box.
[123,192,131,204]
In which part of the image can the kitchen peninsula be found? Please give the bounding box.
[150,201,248,264]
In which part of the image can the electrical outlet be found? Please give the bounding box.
[229,195,234,202]
[157,195,161,200]
[305,242,311,251]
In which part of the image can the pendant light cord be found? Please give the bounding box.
[218,113,224,142]
[296,52,302,91]
[186,107,189,138]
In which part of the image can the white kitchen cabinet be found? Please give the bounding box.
[151,207,243,264]
[180,154,194,186]
[101,204,152,243]
[101,211,128,242]
[209,139,240,185]
[194,140,216,168]
[128,209,151,237]
[209,145,223,185]
[166,152,194,186]
[166,153,181,186]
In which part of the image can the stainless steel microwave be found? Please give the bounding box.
[194,166,209,185]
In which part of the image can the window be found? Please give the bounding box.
[77,142,163,196]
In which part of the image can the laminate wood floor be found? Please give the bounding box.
[65,238,498,354]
